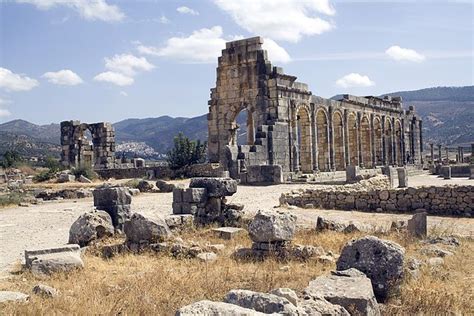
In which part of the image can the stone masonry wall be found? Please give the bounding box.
[280,184,474,217]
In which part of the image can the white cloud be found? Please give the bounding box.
[385,45,425,62]
[336,73,375,88]
[139,26,226,63]
[262,38,291,63]
[104,54,155,76]
[177,6,199,15]
[213,0,334,42]
[93,72,134,86]
[42,69,83,85]
[120,91,128,96]
[16,0,125,22]
[137,26,291,64]
[0,67,39,92]
[159,15,170,24]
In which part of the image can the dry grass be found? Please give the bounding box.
[0,228,473,315]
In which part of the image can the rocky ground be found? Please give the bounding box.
[0,173,473,276]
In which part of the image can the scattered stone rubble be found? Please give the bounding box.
[32,284,59,298]
[281,181,474,216]
[35,188,92,201]
[155,179,176,192]
[0,291,29,304]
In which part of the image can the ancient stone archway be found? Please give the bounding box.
[395,120,403,166]
[333,111,345,171]
[373,117,383,166]
[233,108,256,146]
[360,115,371,168]
[347,112,358,166]
[316,109,329,171]
[385,117,393,165]
[295,105,313,173]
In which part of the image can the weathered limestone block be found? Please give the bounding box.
[124,213,171,244]
[32,284,60,298]
[189,177,237,197]
[25,245,84,276]
[68,210,114,246]
[248,210,296,243]
[346,165,360,183]
[0,291,29,303]
[397,168,408,188]
[155,180,176,192]
[176,300,267,315]
[336,236,405,302]
[304,269,380,316]
[137,180,153,192]
[407,211,427,237]
[224,289,298,314]
[93,185,132,229]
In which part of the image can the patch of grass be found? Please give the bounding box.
[72,166,98,181]
[0,229,472,314]
[0,192,29,208]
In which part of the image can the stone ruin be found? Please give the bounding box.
[171,177,243,226]
[208,37,424,184]
[92,184,132,230]
[60,120,116,169]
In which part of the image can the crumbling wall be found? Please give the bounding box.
[280,183,473,217]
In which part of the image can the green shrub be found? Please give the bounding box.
[124,178,141,189]
[1,150,22,168]
[0,192,27,207]
[34,170,55,182]
[167,133,207,170]
[72,166,97,180]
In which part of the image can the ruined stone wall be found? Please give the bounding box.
[208,37,424,183]
[61,120,116,169]
[280,184,473,217]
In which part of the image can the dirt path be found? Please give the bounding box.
[1,175,473,275]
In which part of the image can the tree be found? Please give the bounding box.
[167,133,207,170]
[1,150,22,168]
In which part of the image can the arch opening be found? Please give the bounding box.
[347,113,358,166]
[316,109,329,171]
[385,118,393,165]
[360,116,371,168]
[296,106,313,173]
[230,107,255,146]
[395,121,403,166]
[333,112,345,171]
[374,117,383,166]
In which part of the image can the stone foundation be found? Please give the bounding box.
[280,185,473,217]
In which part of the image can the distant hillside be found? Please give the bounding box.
[0,86,471,158]
[0,131,60,158]
[383,86,474,147]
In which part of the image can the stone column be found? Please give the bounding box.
[391,117,396,165]
[438,145,442,164]
[343,109,350,167]
[357,112,363,167]
[430,143,434,165]
[381,115,386,165]
[310,107,318,171]
[328,106,335,171]
[460,147,464,163]
[370,114,376,167]
[445,147,449,164]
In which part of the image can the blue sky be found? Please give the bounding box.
[0,0,472,125]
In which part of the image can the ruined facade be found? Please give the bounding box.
[208,37,423,182]
[60,120,116,169]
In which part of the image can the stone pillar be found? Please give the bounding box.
[460,147,464,163]
[370,114,376,168]
[328,106,335,171]
[93,185,132,230]
[391,117,396,166]
[381,166,395,188]
[397,167,408,188]
[381,116,387,165]
[437,145,442,163]
[441,166,451,179]
[357,112,363,167]
[430,144,434,165]
[346,165,359,183]
[343,109,350,167]
[456,146,460,163]
[445,147,449,164]
[311,108,318,171]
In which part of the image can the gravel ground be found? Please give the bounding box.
[1,174,472,275]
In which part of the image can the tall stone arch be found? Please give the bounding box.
[316,108,330,171]
[332,110,345,171]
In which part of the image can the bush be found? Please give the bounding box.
[167,133,207,170]
[1,150,22,168]
[72,166,98,180]
[124,178,141,189]
[0,192,27,207]
[34,170,55,182]
[44,156,62,172]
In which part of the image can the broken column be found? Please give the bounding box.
[381,166,396,188]
[440,166,451,179]
[445,147,449,164]
[93,185,131,230]
[345,165,359,183]
[397,167,408,188]
[437,144,442,164]
[429,143,434,165]
[407,211,427,238]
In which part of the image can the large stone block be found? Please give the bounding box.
[68,210,114,246]
[124,213,171,243]
[25,245,84,276]
[304,269,380,316]
[176,300,267,315]
[248,210,296,243]
[189,177,237,197]
[182,188,208,203]
[93,185,132,206]
[224,289,298,314]
[407,211,427,237]
[336,236,405,302]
